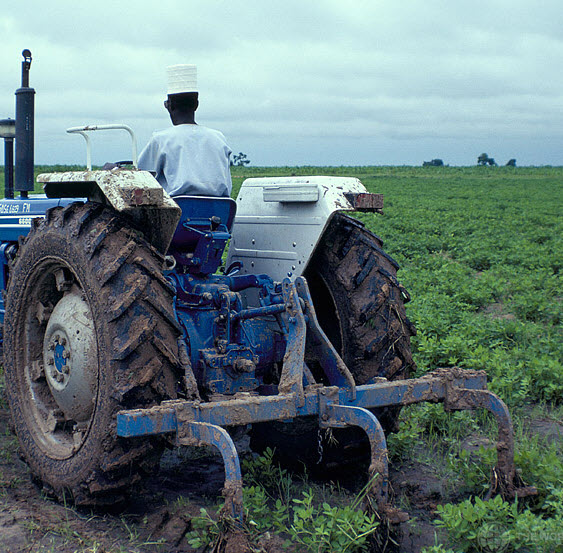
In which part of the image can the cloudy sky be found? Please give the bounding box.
[1,1,562,166]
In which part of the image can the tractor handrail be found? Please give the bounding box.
[66,124,138,170]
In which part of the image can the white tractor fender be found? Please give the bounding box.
[38,170,181,254]
[226,176,383,282]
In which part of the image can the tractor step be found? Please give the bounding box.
[117,368,535,521]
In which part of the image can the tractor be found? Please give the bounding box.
[0,51,533,521]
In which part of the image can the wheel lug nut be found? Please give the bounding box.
[62,366,70,374]
[55,373,64,382]
[47,358,54,365]
[62,351,70,359]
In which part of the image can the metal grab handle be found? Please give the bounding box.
[66,124,138,170]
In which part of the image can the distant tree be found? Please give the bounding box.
[478,153,489,165]
[506,158,516,167]
[231,152,250,167]
[477,153,497,166]
[423,158,444,167]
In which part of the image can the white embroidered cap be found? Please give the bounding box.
[167,64,197,95]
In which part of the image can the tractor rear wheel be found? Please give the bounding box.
[4,202,181,505]
[251,213,416,467]
[306,213,415,393]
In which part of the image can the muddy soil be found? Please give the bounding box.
[0,403,441,553]
[1,405,289,553]
[1,406,560,553]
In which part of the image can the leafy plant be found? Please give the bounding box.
[289,489,378,552]
[220,450,381,552]
[447,445,497,497]
[514,435,563,513]
[421,546,457,553]
[185,508,222,549]
[435,495,563,553]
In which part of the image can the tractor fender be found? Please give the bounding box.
[226,176,383,283]
[38,170,181,254]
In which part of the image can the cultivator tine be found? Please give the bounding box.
[322,404,388,502]
[444,387,537,499]
[318,390,408,523]
[175,419,244,522]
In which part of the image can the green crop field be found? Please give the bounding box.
[0,165,561,552]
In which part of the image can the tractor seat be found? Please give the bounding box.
[170,195,237,254]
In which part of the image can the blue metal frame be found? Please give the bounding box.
[175,420,243,520]
[117,369,532,521]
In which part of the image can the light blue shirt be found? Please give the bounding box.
[138,124,232,197]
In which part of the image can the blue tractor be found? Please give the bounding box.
[0,51,533,520]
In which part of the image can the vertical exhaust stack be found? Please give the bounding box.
[15,49,35,198]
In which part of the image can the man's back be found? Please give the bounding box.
[138,124,232,197]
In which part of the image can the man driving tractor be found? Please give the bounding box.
[137,64,232,197]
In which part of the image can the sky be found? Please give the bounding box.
[1,0,562,167]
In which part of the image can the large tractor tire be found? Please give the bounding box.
[4,202,181,505]
[306,213,416,391]
[251,213,416,468]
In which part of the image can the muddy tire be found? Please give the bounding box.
[306,213,416,387]
[251,213,416,467]
[4,202,181,505]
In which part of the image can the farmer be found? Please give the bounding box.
[137,64,232,197]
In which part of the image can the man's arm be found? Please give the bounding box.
[137,136,160,172]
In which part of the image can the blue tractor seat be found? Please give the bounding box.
[169,195,237,274]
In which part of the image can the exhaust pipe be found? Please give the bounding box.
[15,49,35,198]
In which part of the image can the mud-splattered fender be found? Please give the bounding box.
[38,170,181,254]
[226,176,383,283]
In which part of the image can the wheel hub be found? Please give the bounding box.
[43,289,98,423]
[45,331,71,386]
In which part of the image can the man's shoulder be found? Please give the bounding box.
[153,125,223,138]
[150,125,229,152]
[151,126,177,139]
[192,125,227,140]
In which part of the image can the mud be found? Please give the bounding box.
[525,417,563,444]
[0,407,283,553]
[0,404,439,552]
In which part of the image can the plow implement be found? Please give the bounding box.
[117,282,534,522]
